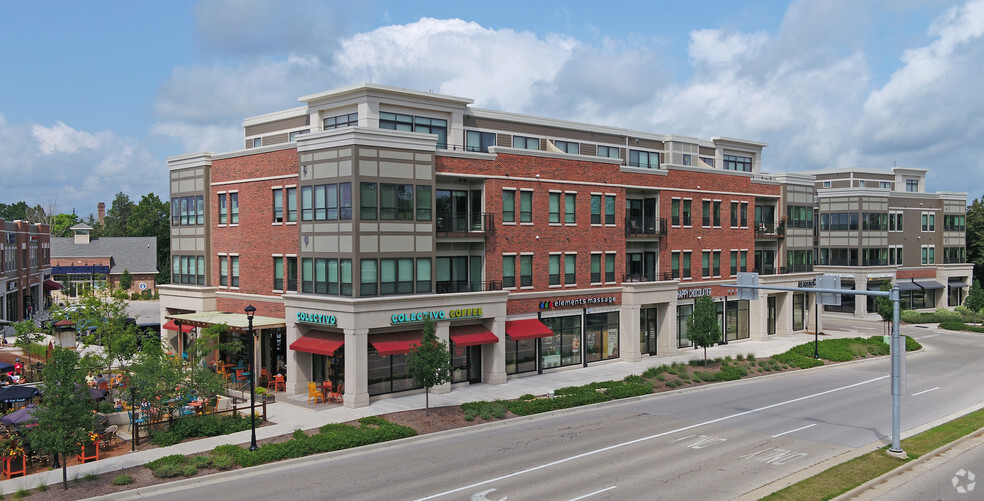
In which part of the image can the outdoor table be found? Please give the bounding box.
[321,381,332,400]
[187,400,202,414]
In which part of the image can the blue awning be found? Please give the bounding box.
[914,280,944,290]
[949,281,969,289]
[897,281,920,292]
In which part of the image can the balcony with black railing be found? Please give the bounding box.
[754,219,785,238]
[436,280,503,294]
[625,216,668,237]
[436,212,495,237]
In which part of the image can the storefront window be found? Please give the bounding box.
[505,338,537,375]
[541,316,581,368]
[793,293,806,331]
[676,304,693,348]
[585,312,619,362]
[367,347,421,396]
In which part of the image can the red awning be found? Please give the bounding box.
[505,318,554,340]
[53,319,75,328]
[163,320,195,333]
[43,279,63,291]
[370,331,422,356]
[449,324,499,347]
[290,332,344,356]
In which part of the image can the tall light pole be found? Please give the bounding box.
[245,304,258,451]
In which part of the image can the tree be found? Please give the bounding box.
[875,281,902,335]
[687,296,721,366]
[127,193,170,284]
[967,197,984,286]
[25,200,59,227]
[50,212,80,237]
[965,279,984,314]
[28,348,95,490]
[57,292,140,373]
[119,268,134,291]
[103,192,134,237]
[406,317,453,415]
[0,201,29,221]
[13,320,41,369]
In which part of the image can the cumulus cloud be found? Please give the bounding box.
[32,121,103,155]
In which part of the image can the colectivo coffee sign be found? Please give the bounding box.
[296,312,337,326]
[391,308,483,325]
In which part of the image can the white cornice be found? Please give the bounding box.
[167,152,213,170]
[298,83,473,107]
[470,108,672,143]
[212,143,296,161]
[296,126,437,153]
[243,106,308,128]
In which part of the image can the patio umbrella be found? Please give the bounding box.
[89,388,108,401]
[0,404,37,427]
[0,385,40,402]
[0,362,13,373]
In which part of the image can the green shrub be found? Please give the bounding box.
[179,464,198,477]
[210,453,235,470]
[746,353,755,362]
[151,463,184,478]
[130,292,141,300]
[519,393,537,401]
[191,455,212,469]
[736,353,745,361]
[772,351,823,369]
[112,474,133,486]
[145,454,187,471]
[935,308,961,320]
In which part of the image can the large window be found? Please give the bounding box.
[502,190,515,223]
[520,255,533,287]
[597,145,619,159]
[466,130,496,153]
[380,258,414,295]
[585,312,619,362]
[520,191,533,223]
[549,254,561,286]
[360,260,377,296]
[565,193,576,224]
[172,255,205,285]
[862,212,889,231]
[723,154,752,172]
[565,254,576,284]
[416,258,431,293]
[677,304,693,348]
[921,245,936,264]
[629,150,659,168]
[541,316,581,368]
[300,258,353,296]
[502,255,516,288]
[553,140,579,154]
[787,205,813,229]
[301,183,353,221]
[819,212,859,231]
[323,112,357,130]
[415,185,431,221]
[943,214,966,231]
[591,195,602,224]
[171,196,204,226]
[549,193,561,223]
[379,112,447,149]
[921,212,936,232]
[906,179,918,192]
[380,184,413,220]
[512,135,538,150]
[360,183,377,219]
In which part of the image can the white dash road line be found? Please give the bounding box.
[771,423,817,438]
[919,334,940,339]
[568,486,617,500]
[912,387,940,396]
[414,375,890,501]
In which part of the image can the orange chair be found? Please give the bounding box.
[260,367,269,385]
[328,383,343,404]
[307,381,325,404]
[267,374,285,392]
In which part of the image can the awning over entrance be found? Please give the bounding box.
[165,311,286,333]
[914,280,944,290]
[163,320,195,333]
[370,331,422,356]
[897,281,921,292]
[449,324,498,347]
[43,279,63,291]
[290,331,344,356]
[949,281,969,289]
[504,318,554,340]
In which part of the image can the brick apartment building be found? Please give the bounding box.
[159,83,972,407]
[1,219,53,323]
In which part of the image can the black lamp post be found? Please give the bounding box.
[245,304,258,451]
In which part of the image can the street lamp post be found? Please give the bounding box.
[245,305,258,451]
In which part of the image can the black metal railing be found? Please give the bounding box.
[436,212,495,236]
[435,280,503,294]
[754,219,785,237]
[625,217,668,237]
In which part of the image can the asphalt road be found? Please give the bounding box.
[103,321,984,501]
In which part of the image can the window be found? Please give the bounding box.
[787,205,814,229]
[512,135,538,150]
[741,202,748,227]
[287,257,297,291]
[889,245,903,265]
[591,254,602,283]
[171,196,204,226]
[597,145,619,159]
[415,185,431,221]
[605,195,616,225]
[862,213,889,231]
[740,251,747,273]
[218,194,227,225]
[822,181,831,188]
[564,193,576,224]
[921,212,936,232]
[273,256,284,290]
[549,193,561,223]
[553,140,579,154]
[713,251,720,277]
[702,251,711,277]
[289,130,309,142]
[671,199,681,226]
[286,187,297,222]
[301,183,353,221]
[730,202,739,227]
[379,112,412,130]
[380,184,413,220]
[416,258,431,292]
[360,183,377,219]
[466,130,496,153]
[361,260,377,296]
[520,255,533,287]
[906,179,918,192]
[549,254,561,286]
[252,138,261,148]
[731,250,738,275]
[819,212,859,231]
[672,252,680,279]
[683,251,692,279]
[380,258,414,295]
[230,256,240,287]
[591,195,602,224]
[502,255,516,288]
[273,190,283,223]
[880,181,892,189]
[699,157,715,167]
[502,189,516,223]
[682,154,692,166]
[229,193,239,224]
[702,200,711,227]
[723,154,752,172]
[323,112,357,130]
[944,214,966,231]
[219,256,227,286]
[683,199,692,226]
[629,150,659,168]
[922,245,935,264]
[520,191,533,223]
[712,201,721,227]
[564,254,576,284]
[379,113,447,148]
[605,253,615,283]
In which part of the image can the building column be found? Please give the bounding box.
[658,300,677,353]
[433,322,451,395]
[620,304,642,362]
[343,328,370,408]
[855,276,868,317]
[748,289,768,341]
[775,292,793,336]
[484,316,507,384]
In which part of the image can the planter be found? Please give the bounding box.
[3,455,25,478]
[78,442,99,463]
[259,394,275,404]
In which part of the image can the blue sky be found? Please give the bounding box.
[2,0,983,218]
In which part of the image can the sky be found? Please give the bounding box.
[2,0,984,218]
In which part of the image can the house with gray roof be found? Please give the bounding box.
[50,223,158,298]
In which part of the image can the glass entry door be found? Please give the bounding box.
[640,307,657,355]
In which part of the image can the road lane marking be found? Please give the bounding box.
[771,423,817,438]
[414,375,889,501]
[670,434,727,449]
[912,386,940,396]
[738,447,808,465]
[919,334,939,339]
[568,486,616,500]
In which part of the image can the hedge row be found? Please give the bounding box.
[148,413,256,447]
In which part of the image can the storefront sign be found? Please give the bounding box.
[296,312,337,326]
[798,280,815,288]
[677,287,713,299]
[539,296,617,309]
[391,308,483,325]
[867,273,894,279]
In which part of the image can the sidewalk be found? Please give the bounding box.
[0,326,860,493]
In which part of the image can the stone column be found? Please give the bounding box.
[775,292,793,336]
[658,300,677,353]
[484,316,507,384]
[748,288,768,341]
[343,328,369,408]
[619,304,642,362]
[433,322,451,394]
